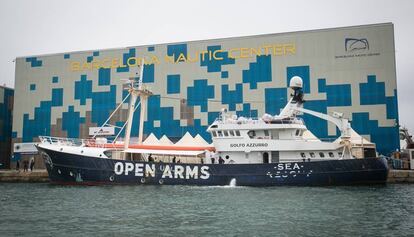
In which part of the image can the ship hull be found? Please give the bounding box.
[37,146,389,186]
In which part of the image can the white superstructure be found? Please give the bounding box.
[207,76,376,164]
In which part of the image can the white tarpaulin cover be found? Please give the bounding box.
[174,132,197,146]
[159,135,173,145]
[143,133,161,145]
[122,148,205,156]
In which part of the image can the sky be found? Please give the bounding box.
[0,0,413,130]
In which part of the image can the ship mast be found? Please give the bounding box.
[123,59,153,159]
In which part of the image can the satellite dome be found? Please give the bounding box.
[289,76,303,89]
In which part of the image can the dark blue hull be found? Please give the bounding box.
[38,147,389,186]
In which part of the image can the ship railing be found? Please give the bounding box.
[38,136,111,148]
[216,117,304,125]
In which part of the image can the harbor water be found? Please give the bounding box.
[1,183,413,236]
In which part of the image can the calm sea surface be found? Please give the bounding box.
[0,183,413,237]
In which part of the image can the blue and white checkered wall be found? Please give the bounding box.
[13,23,399,155]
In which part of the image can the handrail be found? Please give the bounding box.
[38,136,116,148]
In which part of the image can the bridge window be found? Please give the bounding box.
[224,130,229,137]
[218,131,223,137]
[295,130,300,136]
[235,130,241,136]
[212,131,217,137]
[247,130,256,138]
[229,130,235,136]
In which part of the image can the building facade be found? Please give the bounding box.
[0,86,14,169]
[13,23,399,162]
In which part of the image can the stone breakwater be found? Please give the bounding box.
[0,170,49,182]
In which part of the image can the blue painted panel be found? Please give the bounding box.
[360,75,386,105]
[148,46,155,52]
[143,64,154,83]
[62,106,85,138]
[265,88,287,115]
[117,48,136,72]
[167,74,180,94]
[286,66,310,93]
[167,44,187,62]
[351,112,399,155]
[25,57,42,67]
[200,45,235,72]
[98,68,111,86]
[74,75,92,105]
[236,103,258,118]
[221,84,243,111]
[187,80,215,112]
[318,79,352,106]
[51,88,63,107]
[242,55,272,89]
[303,99,328,139]
[0,88,14,143]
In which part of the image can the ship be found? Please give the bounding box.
[36,61,388,186]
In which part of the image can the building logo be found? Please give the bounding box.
[336,37,379,59]
[345,38,369,52]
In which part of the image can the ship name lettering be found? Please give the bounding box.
[277,163,301,171]
[114,162,210,180]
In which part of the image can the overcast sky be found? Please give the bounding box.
[1,0,413,129]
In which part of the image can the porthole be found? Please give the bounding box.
[81,150,84,153]
[329,152,334,158]
[319,152,325,158]
[300,153,306,158]
[141,178,146,183]
[310,152,315,158]
[60,148,63,151]
[159,179,164,184]
[338,152,343,157]
[225,155,229,159]
[109,175,114,181]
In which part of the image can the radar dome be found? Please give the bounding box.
[289,76,303,89]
